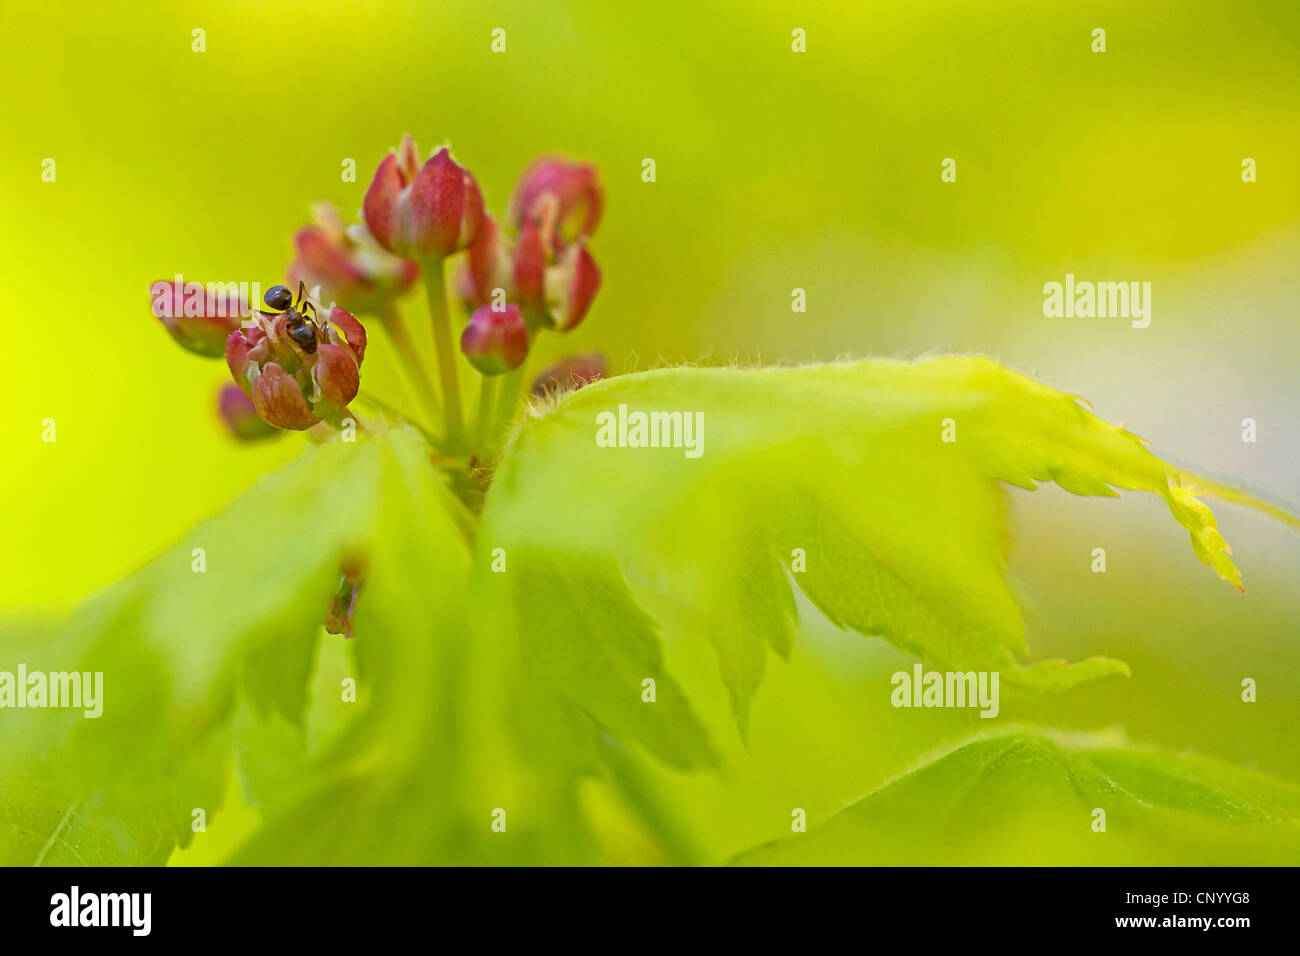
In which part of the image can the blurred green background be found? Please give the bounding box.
[2,0,1297,863]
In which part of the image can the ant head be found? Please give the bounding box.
[263,284,294,311]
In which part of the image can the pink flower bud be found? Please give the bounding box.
[544,241,602,332]
[511,218,548,321]
[313,343,361,410]
[364,137,484,260]
[217,382,279,441]
[530,352,607,397]
[224,297,367,431]
[225,329,256,393]
[460,303,530,375]
[327,304,368,365]
[287,203,419,316]
[150,279,243,357]
[253,363,320,430]
[452,260,479,314]
[459,214,512,310]
[510,157,603,249]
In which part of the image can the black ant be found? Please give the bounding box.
[261,281,319,354]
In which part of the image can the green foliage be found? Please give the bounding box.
[0,427,590,865]
[2,357,1295,865]
[482,356,1284,753]
[229,425,590,865]
[732,727,1300,866]
[0,432,384,864]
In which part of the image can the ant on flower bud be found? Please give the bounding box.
[262,281,320,354]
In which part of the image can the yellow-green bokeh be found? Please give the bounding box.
[2,0,1297,863]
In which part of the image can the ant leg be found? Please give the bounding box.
[295,280,323,326]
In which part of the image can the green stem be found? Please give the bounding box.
[355,390,437,445]
[419,257,467,452]
[432,463,480,543]
[492,351,532,448]
[474,374,499,456]
[378,304,441,430]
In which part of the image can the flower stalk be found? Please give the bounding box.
[150,136,609,641]
[378,304,441,429]
[154,138,605,470]
[420,256,467,452]
[474,375,499,455]
[492,356,531,446]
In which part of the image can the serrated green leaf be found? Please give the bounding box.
[1,426,600,865]
[232,705,310,812]
[481,357,1295,757]
[0,433,385,864]
[0,736,229,866]
[229,426,593,864]
[732,727,1300,865]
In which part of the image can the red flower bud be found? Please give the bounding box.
[224,297,366,431]
[225,328,256,393]
[313,343,361,410]
[217,382,279,441]
[150,279,244,357]
[459,214,512,310]
[327,304,368,365]
[287,202,418,316]
[510,157,603,249]
[253,363,319,430]
[530,352,607,397]
[511,218,548,320]
[544,241,602,332]
[363,136,484,259]
[460,303,530,375]
[453,260,479,314]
